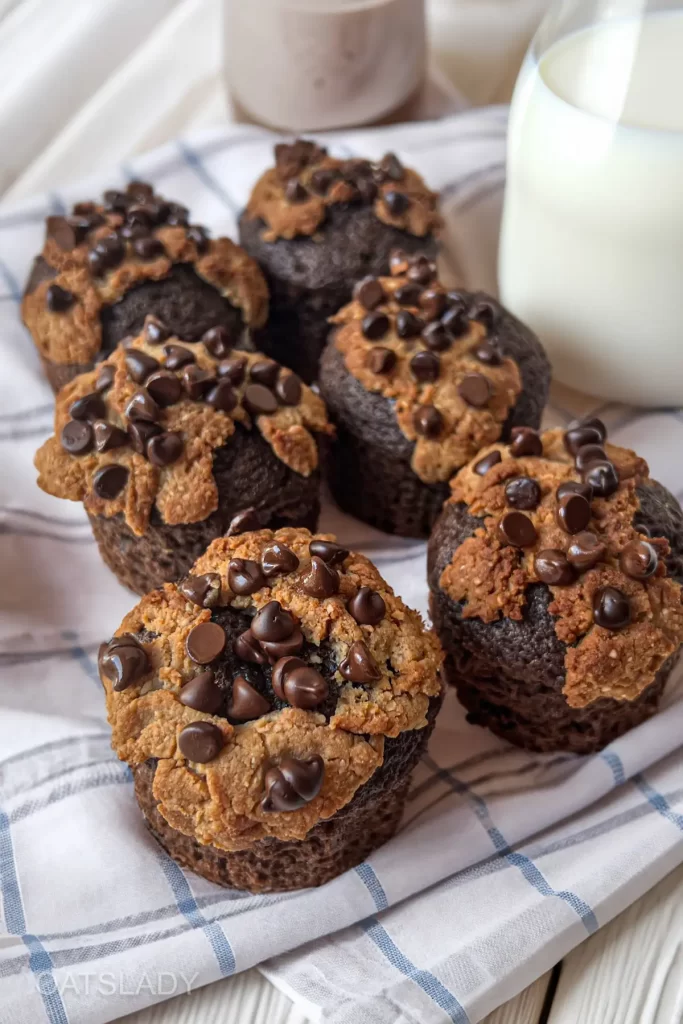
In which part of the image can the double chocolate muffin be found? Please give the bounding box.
[428,420,683,754]
[319,250,551,537]
[34,321,332,594]
[22,181,268,392]
[99,527,442,892]
[239,139,441,383]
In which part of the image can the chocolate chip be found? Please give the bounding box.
[379,152,404,181]
[284,179,308,203]
[181,365,216,400]
[566,531,606,571]
[261,543,299,578]
[165,202,189,227]
[575,444,607,472]
[163,344,195,370]
[593,586,631,630]
[93,420,127,453]
[407,256,435,284]
[474,450,502,475]
[302,556,339,598]
[354,277,385,310]
[46,284,75,313]
[396,310,424,339]
[46,215,77,251]
[186,224,210,253]
[103,189,130,212]
[384,190,410,215]
[234,629,267,664]
[206,381,237,413]
[100,636,148,691]
[472,340,503,366]
[498,511,537,548]
[362,312,390,341]
[309,540,348,566]
[92,464,128,500]
[70,392,106,422]
[146,371,182,407]
[126,180,155,202]
[509,427,543,457]
[419,289,446,322]
[469,300,497,327]
[95,365,115,393]
[272,656,305,699]
[178,721,224,763]
[348,587,385,625]
[250,361,280,388]
[339,640,381,683]
[259,628,305,662]
[147,431,183,466]
[441,306,468,338]
[261,755,324,812]
[217,355,247,385]
[505,476,541,510]
[226,507,262,536]
[556,492,591,535]
[619,539,658,579]
[310,168,337,195]
[228,558,266,596]
[126,390,160,423]
[244,383,278,416]
[557,480,593,503]
[251,601,296,642]
[280,662,328,710]
[88,234,124,276]
[422,322,451,351]
[128,420,161,454]
[413,404,443,438]
[125,350,160,384]
[228,676,270,721]
[179,670,223,714]
[186,621,226,664]
[275,372,302,406]
[202,326,233,359]
[564,417,607,454]
[410,350,440,383]
[61,420,93,455]
[534,549,575,586]
[582,460,619,498]
[458,372,491,408]
[133,236,165,261]
[179,573,222,608]
[394,283,423,306]
[367,347,396,375]
[144,318,170,345]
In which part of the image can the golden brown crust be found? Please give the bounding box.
[102,527,443,850]
[439,428,683,707]
[22,204,268,367]
[330,269,522,485]
[244,142,441,242]
[34,327,332,536]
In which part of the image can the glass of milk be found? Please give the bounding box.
[499,0,683,407]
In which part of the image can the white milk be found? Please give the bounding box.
[499,11,683,406]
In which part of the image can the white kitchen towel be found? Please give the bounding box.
[0,112,682,1024]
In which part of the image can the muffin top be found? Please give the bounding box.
[328,250,525,484]
[99,527,442,851]
[22,181,269,366]
[438,422,683,708]
[245,139,441,242]
[34,320,332,536]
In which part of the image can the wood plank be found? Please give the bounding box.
[547,862,683,1024]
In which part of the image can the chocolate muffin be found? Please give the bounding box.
[34,321,332,594]
[238,139,441,383]
[99,527,443,892]
[318,251,550,538]
[22,181,268,392]
[428,420,683,754]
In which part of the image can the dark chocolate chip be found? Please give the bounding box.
[125,350,160,384]
[575,444,607,472]
[396,310,424,339]
[509,426,543,457]
[505,476,541,510]
[339,640,381,683]
[367,347,396,374]
[410,350,440,383]
[163,344,195,370]
[243,383,278,416]
[46,284,75,313]
[179,670,223,714]
[146,371,182,407]
[250,361,281,388]
[441,306,469,338]
[407,256,436,284]
[259,627,304,662]
[125,389,160,423]
[262,544,300,578]
[147,431,183,466]
[133,236,165,261]
[362,312,390,341]
[557,480,593,503]
[384,190,410,215]
[272,656,304,698]
[394,283,423,306]
[165,202,189,226]
[70,392,106,422]
[179,572,222,608]
[593,586,631,630]
[88,234,124,276]
[178,721,224,763]
[46,215,77,251]
[469,299,497,327]
[348,587,385,626]
[474,450,502,475]
[281,663,328,710]
[582,460,619,498]
[144,318,170,345]
[354,277,385,311]
[564,418,607,454]
[413,404,443,438]
[93,420,127,453]
[419,289,446,322]
[92,464,128,500]
[534,549,575,586]
[284,179,308,203]
[128,420,161,454]
[186,621,226,664]
[202,326,233,359]
[206,380,237,413]
[472,340,503,365]
[61,420,93,455]
[217,355,247,386]
[556,492,591,534]
[379,152,404,181]
[566,531,606,571]
[95,365,115,393]
[181,365,216,400]
[126,180,155,202]
[309,540,348,566]
[103,189,130,212]
[275,372,302,406]
[228,558,266,596]
[234,629,267,664]
[251,601,296,642]
[261,755,324,812]
[100,637,148,691]
[226,507,262,536]
[619,539,658,579]
[186,224,210,253]
[422,322,451,351]
[458,372,492,408]
[302,556,339,598]
[498,510,537,548]
[310,168,337,195]
[228,676,270,721]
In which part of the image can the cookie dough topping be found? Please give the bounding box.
[22,181,269,366]
[246,140,442,241]
[100,528,442,850]
[330,251,523,484]
[34,321,333,535]
[440,422,683,707]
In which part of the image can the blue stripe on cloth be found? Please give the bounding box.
[634,775,683,831]
[61,630,101,686]
[601,750,626,787]
[354,862,388,911]
[0,255,21,303]
[156,854,236,977]
[0,811,68,1023]
[176,140,240,215]
[361,918,470,1024]
[424,756,599,935]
